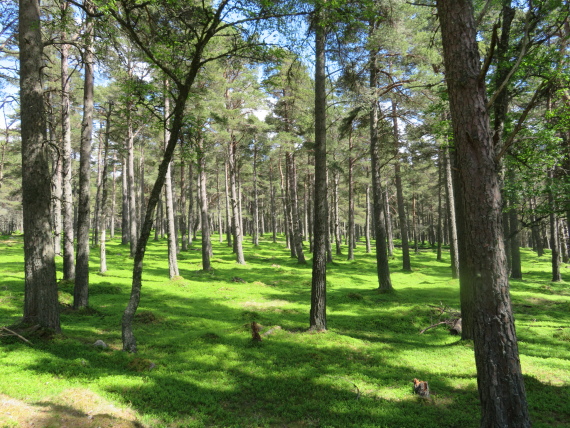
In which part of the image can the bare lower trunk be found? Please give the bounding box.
[229,137,245,264]
[74,1,95,309]
[19,0,60,331]
[60,6,75,281]
[287,152,306,264]
[438,1,530,425]
[369,30,392,293]
[164,88,179,279]
[198,145,212,270]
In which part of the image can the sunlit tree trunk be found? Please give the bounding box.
[74,0,95,309]
[310,9,327,330]
[287,152,306,264]
[229,136,245,264]
[19,0,60,331]
[437,1,530,425]
[164,86,179,279]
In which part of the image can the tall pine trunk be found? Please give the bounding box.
[437,1,530,425]
[310,9,327,330]
[74,0,95,309]
[19,0,60,331]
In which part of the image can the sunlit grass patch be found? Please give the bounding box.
[1,235,569,426]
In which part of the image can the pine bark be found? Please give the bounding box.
[74,0,95,309]
[198,139,212,270]
[287,152,306,263]
[437,1,530,425]
[164,88,179,279]
[310,11,327,330]
[229,136,245,264]
[369,34,393,293]
[60,2,75,281]
[19,0,60,331]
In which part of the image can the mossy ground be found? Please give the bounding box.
[1,234,569,427]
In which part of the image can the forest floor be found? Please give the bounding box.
[0,234,569,427]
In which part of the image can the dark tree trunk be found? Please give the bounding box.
[19,0,60,331]
[74,0,95,309]
[179,156,188,251]
[549,169,561,282]
[310,12,327,331]
[370,39,393,293]
[437,1,530,426]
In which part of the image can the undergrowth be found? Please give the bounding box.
[0,234,569,427]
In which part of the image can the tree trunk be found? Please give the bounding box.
[436,149,443,261]
[437,1,530,426]
[99,105,112,274]
[444,144,459,279]
[310,12,327,331]
[197,138,212,270]
[179,155,188,251]
[48,96,62,256]
[365,180,371,254]
[347,137,355,261]
[252,143,260,246]
[287,152,306,264]
[549,169,561,282]
[229,136,245,264]
[121,158,129,245]
[391,100,411,270]
[19,0,60,331]
[74,0,95,309]
[60,2,75,281]
[369,28,393,293]
[164,87,179,279]
[224,161,232,247]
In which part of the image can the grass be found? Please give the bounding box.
[1,233,569,427]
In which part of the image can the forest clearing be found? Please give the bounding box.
[1,234,569,427]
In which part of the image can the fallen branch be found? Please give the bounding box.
[0,326,34,345]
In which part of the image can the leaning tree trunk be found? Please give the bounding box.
[74,0,95,309]
[310,11,327,331]
[19,0,60,331]
[369,26,393,293]
[437,1,530,426]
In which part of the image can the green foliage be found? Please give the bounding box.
[1,235,569,427]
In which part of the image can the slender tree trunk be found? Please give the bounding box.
[270,162,277,243]
[310,12,328,330]
[60,2,75,281]
[19,0,60,331]
[252,143,260,246]
[121,159,129,245]
[164,87,179,279]
[99,106,112,274]
[74,0,95,309]
[384,181,394,256]
[549,169,561,282]
[110,156,116,239]
[391,100,411,270]
[48,97,62,256]
[198,139,212,270]
[438,1,530,425]
[436,149,443,261]
[224,161,232,247]
[365,180,371,254]
[229,136,245,264]
[179,155,188,251]
[347,137,355,261]
[187,162,194,246]
[444,144,459,279]
[509,200,522,279]
[369,37,393,293]
[287,152,306,264]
